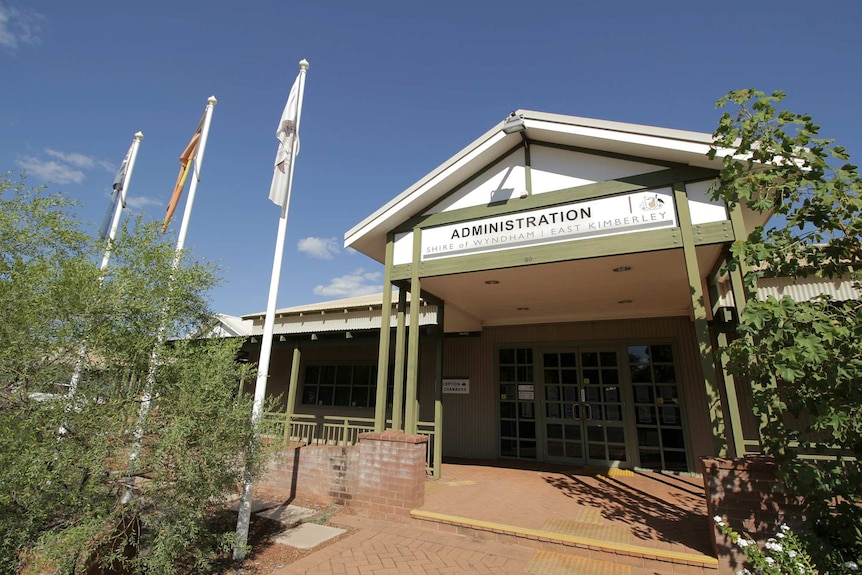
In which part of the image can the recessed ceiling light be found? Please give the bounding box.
[517,307,530,311]
[613,266,632,273]
[617,299,633,304]
[484,280,500,285]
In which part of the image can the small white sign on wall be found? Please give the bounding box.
[443,378,470,394]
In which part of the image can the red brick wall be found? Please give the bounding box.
[258,431,427,520]
[354,431,427,521]
[701,456,805,573]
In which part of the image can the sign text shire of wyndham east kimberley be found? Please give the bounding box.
[420,190,677,261]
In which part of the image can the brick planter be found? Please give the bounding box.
[258,431,428,521]
[701,456,805,573]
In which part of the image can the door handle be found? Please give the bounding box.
[584,403,593,421]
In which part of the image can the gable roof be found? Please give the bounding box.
[344,109,730,263]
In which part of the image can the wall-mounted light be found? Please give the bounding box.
[502,112,526,134]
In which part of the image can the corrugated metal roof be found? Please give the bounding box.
[717,275,860,307]
[249,304,438,336]
[241,291,421,320]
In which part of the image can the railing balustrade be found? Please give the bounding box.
[262,412,438,475]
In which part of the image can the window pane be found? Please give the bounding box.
[334,386,351,406]
[318,386,334,405]
[631,365,652,383]
[335,366,352,386]
[499,349,515,364]
[653,364,676,383]
[321,365,336,385]
[602,369,619,385]
[651,345,673,363]
[560,353,577,367]
[500,438,517,457]
[500,420,517,437]
[304,365,320,383]
[302,387,317,405]
[600,352,617,367]
[628,345,649,364]
[500,401,516,418]
[581,352,598,367]
[543,353,558,368]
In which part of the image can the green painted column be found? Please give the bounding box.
[673,182,728,456]
[433,301,444,478]
[283,345,301,445]
[391,287,407,431]
[404,227,422,435]
[373,236,395,431]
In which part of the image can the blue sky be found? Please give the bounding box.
[2,1,860,317]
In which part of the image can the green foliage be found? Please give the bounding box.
[710,90,862,571]
[0,173,263,574]
[713,517,821,575]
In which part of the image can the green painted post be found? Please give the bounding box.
[433,301,444,478]
[283,345,301,445]
[674,182,728,457]
[373,236,395,432]
[404,227,422,435]
[392,288,407,431]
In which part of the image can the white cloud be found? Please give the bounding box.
[17,147,116,185]
[16,155,84,184]
[45,149,96,169]
[126,196,163,210]
[298,236,341,260]
[0,3,43,51]
[313,268,382,298]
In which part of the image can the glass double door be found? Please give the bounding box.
[542,350,627,466]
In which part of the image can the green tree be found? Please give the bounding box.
[709,90,862,571]
[0,173,264,574]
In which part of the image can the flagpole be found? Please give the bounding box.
[68,132,143,397]
[175,96,217,255]
[121,97,217,504]
[234,59,308,562]
[101,132,144,269]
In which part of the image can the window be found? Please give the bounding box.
[628,344,688,471]
[301,363,377,407]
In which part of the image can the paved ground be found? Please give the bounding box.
[268,461,716,575]
[272,514,532,575]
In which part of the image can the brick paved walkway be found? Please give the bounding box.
[269,461,717,575]
[272,514,532,575]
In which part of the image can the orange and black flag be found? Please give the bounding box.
[162,117,203,233]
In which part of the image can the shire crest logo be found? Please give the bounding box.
[639,193,665,212]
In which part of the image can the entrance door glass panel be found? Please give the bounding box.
[499,348,536,459]
[628,344,688,471]
[542,350,626,466]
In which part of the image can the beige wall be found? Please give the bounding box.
[435,316,713,468]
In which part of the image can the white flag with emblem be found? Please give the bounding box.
[268,74,301,209]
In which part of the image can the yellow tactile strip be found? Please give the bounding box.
[526,550,631,575]
[542,517,632,544]
[606,468,635,477]
[409,509,719,567]
[576,507,605,525]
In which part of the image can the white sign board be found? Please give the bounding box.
[421,189,676,261]
[442,378,470,394]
